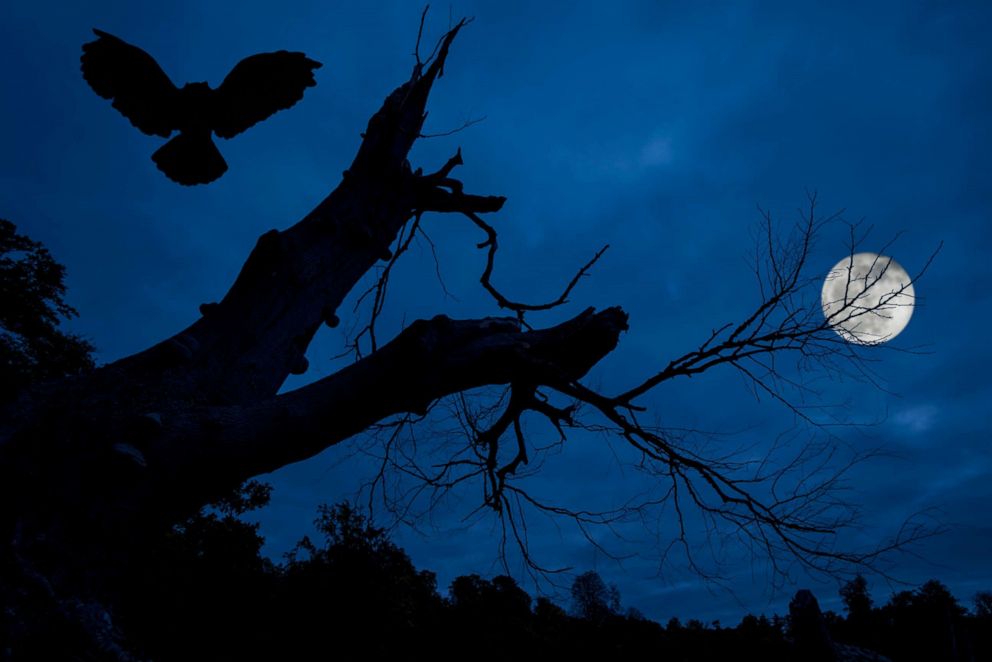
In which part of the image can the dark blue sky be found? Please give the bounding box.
[2,1,990,624]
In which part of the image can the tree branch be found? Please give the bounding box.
[164,307,628,488]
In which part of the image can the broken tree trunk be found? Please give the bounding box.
[0,21,627,659]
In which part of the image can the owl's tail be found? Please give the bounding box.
[152,131,228,185]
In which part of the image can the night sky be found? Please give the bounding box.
[2,1,990,625]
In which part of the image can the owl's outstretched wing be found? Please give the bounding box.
[81,29,180,138]
[212,51,321,139]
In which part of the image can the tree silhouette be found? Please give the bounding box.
[569,570,621,622]
[837,574,875,649]
[0,15,940,658]
[0,219,94,403]
[840,575,873,620]
[278,501,442,659]
[115,480,277,660]
[871,579,970,661]
[975,592,992,619]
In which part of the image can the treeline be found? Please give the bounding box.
[106,482,990,661]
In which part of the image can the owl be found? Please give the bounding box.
[81,29,321,185]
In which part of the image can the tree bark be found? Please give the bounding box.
[0,22,627,659]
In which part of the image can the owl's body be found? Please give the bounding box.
[81,29,321,185]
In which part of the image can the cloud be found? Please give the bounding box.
[893,404,939,434]
[640,135,674,167]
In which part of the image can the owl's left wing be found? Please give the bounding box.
[81,29,180,137]
[212,51,321,139]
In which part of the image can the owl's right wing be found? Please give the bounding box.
[81,29,180,138]
[211,51,321,139]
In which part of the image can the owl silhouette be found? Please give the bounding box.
[81,29,321,185]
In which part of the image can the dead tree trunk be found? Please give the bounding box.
[0,21,626,658]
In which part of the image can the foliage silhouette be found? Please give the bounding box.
[0,219,94,403]
[109,487,992,661]
[0,220,98,659]
[448,574,536,654]
[116,481,278,661]
[877,579,968,661]
[279,501,442,659]
[569,570,621,622]
[838,574,875,647]
[975,591,992,619]
[841,575,873,620]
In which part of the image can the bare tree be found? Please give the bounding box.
[0,15,939,658]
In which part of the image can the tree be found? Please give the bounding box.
[116,480,279,661]
[279,501,442,659]
[0,219,99,658]
[0,15,938,659]
[570,570,621,622]
[0,219,94,402]
[838,574,875,649]
[840,575,873,621]
[875,579,968,662]
[975,591,992,619]
[448,573,534,652]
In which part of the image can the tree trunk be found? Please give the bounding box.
[0,23,626,659]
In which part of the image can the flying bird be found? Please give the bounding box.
[81,29,321,185]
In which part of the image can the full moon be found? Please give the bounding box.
[821,252,915,345]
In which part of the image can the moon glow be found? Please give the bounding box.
[821,253,915,345]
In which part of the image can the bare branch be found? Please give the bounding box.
[357,192,942,585]
[462,209,609,325]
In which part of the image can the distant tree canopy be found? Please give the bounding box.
[841,574,873,621]
[569,570,621,622]
[281,501,441,657]
[0,219,94,401]
[121,492,990,662]
[976,591,992,620]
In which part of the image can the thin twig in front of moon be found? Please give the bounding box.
[821,252,915,345]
